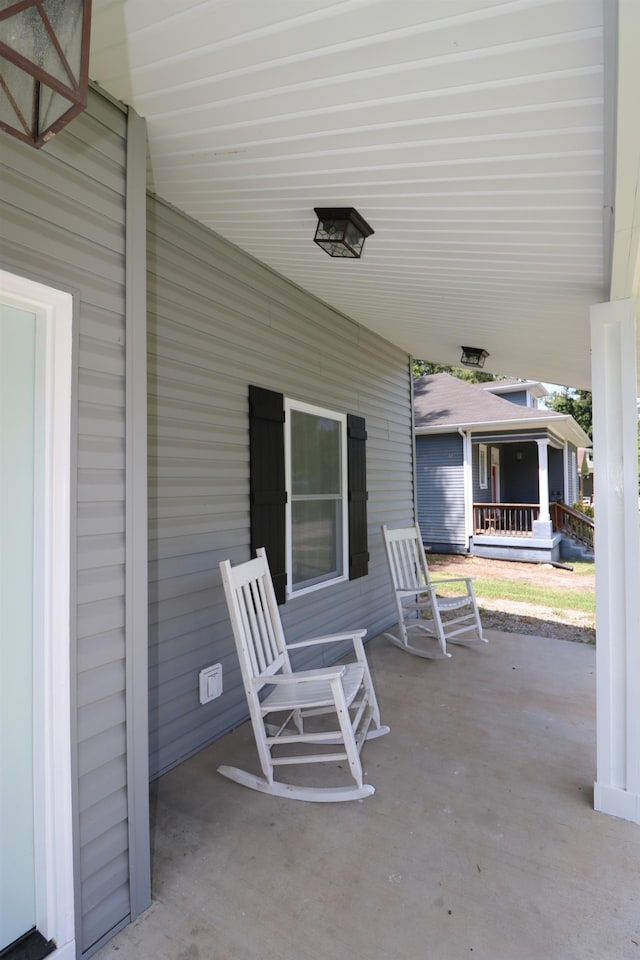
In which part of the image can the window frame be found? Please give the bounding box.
[478,443,488,490]
[284,397,349,599]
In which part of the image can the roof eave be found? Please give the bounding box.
[415,415,591,447]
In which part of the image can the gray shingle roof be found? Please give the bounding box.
[414,373,564,430]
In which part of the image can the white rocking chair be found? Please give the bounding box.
[381,524,486,659]
[218,548,390,802]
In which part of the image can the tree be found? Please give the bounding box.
[544,388,592,440]
[412,359,498,384]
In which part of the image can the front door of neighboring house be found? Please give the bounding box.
[491,447,501,503]
[0,273,74,958]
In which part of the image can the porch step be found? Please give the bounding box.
[559,535,594,562]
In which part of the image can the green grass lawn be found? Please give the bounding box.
[433,559,595,615]
[446,578,596,613]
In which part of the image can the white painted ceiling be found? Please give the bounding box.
[89,0,623,388]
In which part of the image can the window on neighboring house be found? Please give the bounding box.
[285,400,347,595]
[248,386,368,604]
[479,444,488,489]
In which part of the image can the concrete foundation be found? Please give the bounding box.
[471,533,562,563]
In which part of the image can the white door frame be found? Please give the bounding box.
[1,270,75,958]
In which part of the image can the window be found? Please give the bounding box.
[479,444,488,489]
[285,400,348,595]
[248,385,368,604]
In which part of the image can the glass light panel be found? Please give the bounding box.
[39,86,70,132]
[45,0,84,80]
[344,220,365,256]
[0,57,33,130]
[315,217,347,243]
[291,410,340,495]
[5,5,65,81]
[314,217,360,258]
[0,0,85,86]
[291,500,342,588]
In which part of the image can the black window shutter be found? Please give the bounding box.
[347,414,369,580]
[249,385,287,603]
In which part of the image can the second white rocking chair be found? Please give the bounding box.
[381,523,487,659]
[218,548,390,802]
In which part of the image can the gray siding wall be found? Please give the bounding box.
[147,197,414,778]
[415,434,465,550]
[0,92,130,955]
[567,443,578,504]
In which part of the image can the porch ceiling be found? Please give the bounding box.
[89,0,639,390]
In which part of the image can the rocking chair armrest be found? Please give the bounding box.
[286,629,367,650]
[259,665,346,685]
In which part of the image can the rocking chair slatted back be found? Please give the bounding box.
[381,523,486,660]
[383,525,428,591]
[217,547,390,802]
[241,579,279,674]
[223,553,290,688]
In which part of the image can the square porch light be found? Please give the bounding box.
[460,346,489,368]
[313,207,374,258]
[0,0,92,148]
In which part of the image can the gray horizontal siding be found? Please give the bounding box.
[416,434,465,550]
[568,443,578,505]
[0,90,130,955]
[147,196,413,778]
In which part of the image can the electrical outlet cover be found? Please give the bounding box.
[199,663,223,704]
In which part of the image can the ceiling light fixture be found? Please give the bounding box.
[313,207,374,258]
[0,0,92,148]
[460,346,489,368]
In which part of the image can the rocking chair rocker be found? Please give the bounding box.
[218,548,390,802]
[381,524,486,659]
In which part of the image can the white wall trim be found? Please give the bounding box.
[0,270,75,955]
[124,105,151,921]
[591,297,640,825]
[594,781,640,824]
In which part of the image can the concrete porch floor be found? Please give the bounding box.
[96,630,640,960]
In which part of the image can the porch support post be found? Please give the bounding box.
[532,438,551,537]
[461,429,473,542]
[536,439,550,521]
[591,298,640,824]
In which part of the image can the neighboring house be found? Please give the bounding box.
[414,374,591,562]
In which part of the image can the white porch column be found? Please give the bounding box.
[591,298,640,824]
[461,430,473,541]
[536,439,550,521]
[531,438,552,538]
